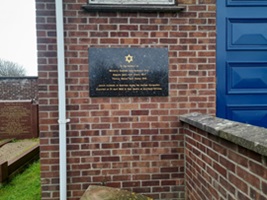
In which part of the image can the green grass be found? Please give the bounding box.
[0,161,41,200]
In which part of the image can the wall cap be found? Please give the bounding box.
[180,113,267,157]
[0,76,38,80]
[82,4,184,12]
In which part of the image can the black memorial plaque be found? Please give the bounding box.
[89,48,168,97]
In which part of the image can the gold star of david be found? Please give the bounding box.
[125,54,133,63]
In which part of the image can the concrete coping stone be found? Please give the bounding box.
[180,113,267,157]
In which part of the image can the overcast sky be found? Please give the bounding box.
[0,0,37,76]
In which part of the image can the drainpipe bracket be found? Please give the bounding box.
[58,119,70,124]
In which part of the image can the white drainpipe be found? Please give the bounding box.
[55,0,69,199]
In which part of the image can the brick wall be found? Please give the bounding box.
[36,0,216,199]
[182,119,267,200]
[0,77,38,100]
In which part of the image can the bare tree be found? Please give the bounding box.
[0,59,26,77]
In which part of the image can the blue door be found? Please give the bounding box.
[216,1,267,128]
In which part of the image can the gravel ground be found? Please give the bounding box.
[0,140,39,164]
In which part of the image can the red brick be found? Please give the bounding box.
[228,150,248,168]
[131,110,149,115]
[101,156,120,162]
[237,166,260,189]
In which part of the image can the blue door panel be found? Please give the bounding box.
[227,0,267,6]
[227,19,267,50]
[217,1,267,128]
[227,62,267,94]
[227,105,267,127]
